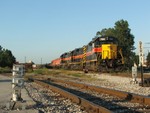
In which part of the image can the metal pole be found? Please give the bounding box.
[25,56,26,63]
[141,63,144,87]
[41,58,42,65]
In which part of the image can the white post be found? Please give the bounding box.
[132,65,138,84]
[12,64,25,101]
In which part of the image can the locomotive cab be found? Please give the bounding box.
[93,36,121,71]
[102,44,117,60]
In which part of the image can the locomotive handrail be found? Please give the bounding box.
[118,48,124,64]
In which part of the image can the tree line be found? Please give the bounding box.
[0,45,16,67]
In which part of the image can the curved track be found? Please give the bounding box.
[28,77,150,113]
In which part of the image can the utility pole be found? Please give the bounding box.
[40,58,43,68]
[145,42,150,44]
[24,56,26,63]
[41,58,42,65]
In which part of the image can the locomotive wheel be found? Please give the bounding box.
[98,65,108,73]
[114,64,126,72]
[83,68,88,73]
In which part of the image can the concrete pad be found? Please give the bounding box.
[0,109,40,113]
[0,74,37,112]
[0,75,12,106]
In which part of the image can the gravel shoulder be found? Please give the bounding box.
[38,70,150,96]
[81,73,150,96]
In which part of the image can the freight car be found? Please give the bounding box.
[50,36,124,72]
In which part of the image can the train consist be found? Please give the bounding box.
[50,36,124,72]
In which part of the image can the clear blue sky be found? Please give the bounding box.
[0,0,150,64]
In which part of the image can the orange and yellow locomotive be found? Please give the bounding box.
[51,36,124,72]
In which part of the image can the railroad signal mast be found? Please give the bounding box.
[138,41,150,87]
[139,41,144,87]
[12,64,25,101]
[139,41,144,66]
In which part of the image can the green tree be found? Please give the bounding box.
[96,28,116,37]
[130,52,139,67]
[96,19,135,69]
[0,46,2,51]
[0,46,16,67]
[115,20,135,68]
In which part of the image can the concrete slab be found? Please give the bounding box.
[0,75,12,107]
[0,109,40,113]
[0,74,38,113]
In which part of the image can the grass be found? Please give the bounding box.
[29,68,142,80]
[33,69,45,75]
[68,73,83,77]
[29,68,88,78]
[0,67,11,73]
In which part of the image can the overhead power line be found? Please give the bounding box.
[144,47,150,48]
[145,42,150,44]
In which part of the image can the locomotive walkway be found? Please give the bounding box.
[0,74,38,113]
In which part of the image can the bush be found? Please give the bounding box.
[0,67,11,73]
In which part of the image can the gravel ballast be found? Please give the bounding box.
[25,82,87,113]
[82,73,150,96]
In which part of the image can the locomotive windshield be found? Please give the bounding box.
[94,36,118,47]
[99,36,117,44]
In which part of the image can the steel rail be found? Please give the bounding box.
[47,78,150,106]
[32,79,113,113]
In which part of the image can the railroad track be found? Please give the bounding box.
[27,77,150,113]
